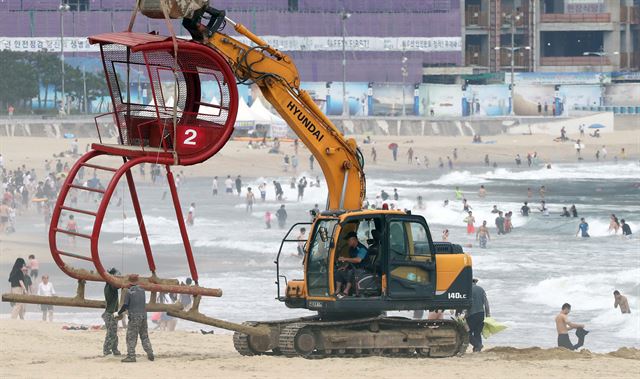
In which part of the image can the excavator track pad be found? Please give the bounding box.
[233,316,469,359]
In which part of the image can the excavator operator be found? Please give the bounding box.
[334,232,369,298]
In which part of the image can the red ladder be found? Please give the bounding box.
[49,149,219,297]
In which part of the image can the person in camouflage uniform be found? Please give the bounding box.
[102,268,121,356]
[117,274,154,363]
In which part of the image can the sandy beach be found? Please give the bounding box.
[0,320,638,379]
[1,129,639,378]
[1,130,638,181]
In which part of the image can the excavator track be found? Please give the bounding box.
[233,316,321,356]
[235,316,469,359]
[232,322,260,356]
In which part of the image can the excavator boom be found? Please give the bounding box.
[190,9,366,211]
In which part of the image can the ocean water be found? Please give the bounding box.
[4,162,639,352]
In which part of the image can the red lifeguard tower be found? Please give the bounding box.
[48,32,238,297]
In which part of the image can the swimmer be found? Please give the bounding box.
[608,214,620,234]
[465,211,476,235]
[520,202,530,217]
[620,219,632,237]
[555,303,588,351]
[577,218,590,238]
[455,186,463,200]
[478,185,487,198]
[476,221,490,248]
[539,200,549,216]
[613,290,631,314]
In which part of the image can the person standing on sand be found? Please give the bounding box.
[37,275,55,321]
[555,303,588,350]
[613,290,630,314]
[103,268,121,356]
[476,221,490,248]
[27,254,39,280]
[117,275,154,363]
[8,258,27,319]
[442,229,449,242]
[0,200,10,233]
[468,278,490,352]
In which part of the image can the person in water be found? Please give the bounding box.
[613,290,631,314]
[465,211,476,234]
[570,205,578,217]
[476,221,490,248]
[620,219,632,237]
[577,218,590,238]
[555,303,588,350]
[520,202,530,217]
[608,214,620,234]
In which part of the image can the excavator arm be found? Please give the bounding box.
[185,7,366,211]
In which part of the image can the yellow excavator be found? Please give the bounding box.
[2,1,473,358]
[179,4,474,357]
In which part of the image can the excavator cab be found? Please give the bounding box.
[279,210,472,316]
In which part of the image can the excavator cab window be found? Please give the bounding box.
[335,218,382,267]
[306,218,338,297]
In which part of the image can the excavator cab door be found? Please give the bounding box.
[386,217,436,299]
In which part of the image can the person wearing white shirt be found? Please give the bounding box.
[37,275,56,321]
[224,175,233,194]
[212,176,218,196]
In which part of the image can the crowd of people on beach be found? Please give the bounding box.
[2,133,637,361]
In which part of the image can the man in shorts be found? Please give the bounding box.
[555,303,589,350]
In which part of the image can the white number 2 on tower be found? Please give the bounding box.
[183,128,197,145]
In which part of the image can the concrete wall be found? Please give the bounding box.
[1,113,633,139]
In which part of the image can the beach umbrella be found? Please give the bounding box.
[588,123,605,129]
[482,317,507,339]
[388,142,398,150]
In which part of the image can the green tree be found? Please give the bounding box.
[0,51,39,111]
